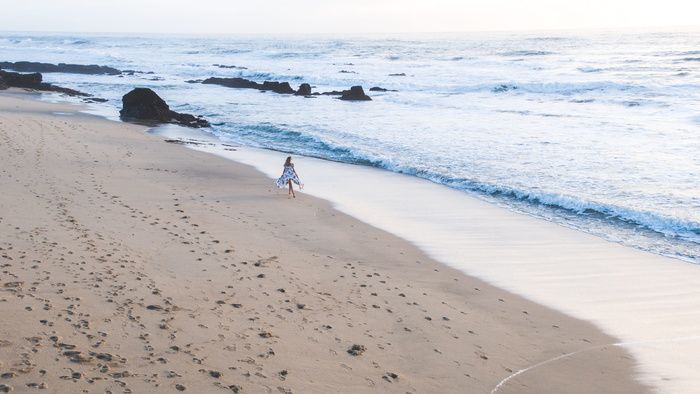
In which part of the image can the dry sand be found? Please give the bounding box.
[0,90,648,393]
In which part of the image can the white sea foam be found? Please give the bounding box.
[2,28,699,263]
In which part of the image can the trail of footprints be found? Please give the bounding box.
[0,118,532,393]
[1,191,501,393]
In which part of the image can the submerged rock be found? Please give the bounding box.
[119,88,210,128]
[369,86,397,92]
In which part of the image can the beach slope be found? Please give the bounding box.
[0,91,647,393]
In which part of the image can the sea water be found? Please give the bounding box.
[1,27,699,263]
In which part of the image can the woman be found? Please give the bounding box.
[275,156,303,197]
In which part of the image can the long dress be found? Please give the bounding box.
[275,164,303,188]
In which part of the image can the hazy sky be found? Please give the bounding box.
[2,0,698,34]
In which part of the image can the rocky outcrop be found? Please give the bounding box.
[0,61,121,75]
[0,70,42,88]
[0,70,89,96]
[119,88,210,128]
[295,83,313,96]
[201,77,371,101]
[260,81,295,94]
[339,86,371,101]
[369,86,398,92]
[202,77,260,90]
[0,76,8,90]
[202,77,295,94]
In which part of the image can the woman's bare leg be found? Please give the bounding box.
[288,181,295,197]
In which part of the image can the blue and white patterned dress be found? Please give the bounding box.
[275,164,303,188]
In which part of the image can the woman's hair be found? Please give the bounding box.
[284,156,292,166]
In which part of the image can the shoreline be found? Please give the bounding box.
[163,128,700,392]
[153,117,700,391]
[0,90,650,392]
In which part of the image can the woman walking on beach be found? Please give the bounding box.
[276,156,303,197]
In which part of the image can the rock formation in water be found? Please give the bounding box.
[119,88,210,128]
[295,83,313,96]
[202,77,296,94]
[339,86,372,101]
[202,77,372,100]
[0,61,121,75]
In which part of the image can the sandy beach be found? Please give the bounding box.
[0,90,649,393]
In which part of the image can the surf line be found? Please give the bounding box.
[490,335,700,393]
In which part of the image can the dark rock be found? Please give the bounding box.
[202,77,260,89]
[120,88,171,121]
[83,97,109,103]
[389,73,406,76]
[119,88,210,128]
[171,112,210,128]
[339,86,371,101]
[0,70,90,96]
[0,76,7,90]
[320,90,345,96]
[295,83,312,96]
[202,76,371,101]
[0,70,42,88]
[369,86,398,92]
[202,77,295,94]
[260,81,295,94]
[0,61,121,75]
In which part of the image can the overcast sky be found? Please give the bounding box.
[2,0,698,34]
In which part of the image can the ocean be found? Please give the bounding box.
[2,27,699,264]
